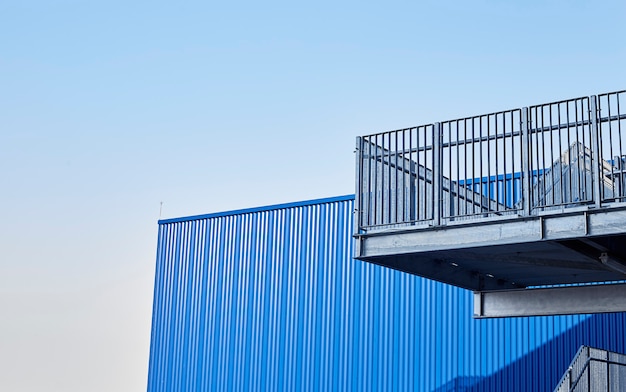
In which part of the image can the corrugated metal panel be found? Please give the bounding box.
[147,195,626,392]
[460,173,523,209]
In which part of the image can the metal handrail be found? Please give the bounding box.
[569,357,626,391]
[554,345,626,392]
[356,90,626,233]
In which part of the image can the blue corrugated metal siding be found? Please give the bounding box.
[459,173,523,208]
[147,195,626,391]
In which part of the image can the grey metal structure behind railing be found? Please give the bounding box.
[553,346,626,392]
[355,90,626,233]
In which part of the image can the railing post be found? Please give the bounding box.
[587,346,591,390]
[521,107,532,216]
[568,367,572,390]
[433,123,442,226]
[591,96,603,208]
[355,136,363,232]
[607,354,611,392]
[354,137,363,257]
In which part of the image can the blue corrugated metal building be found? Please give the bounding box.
[147,195,626,391]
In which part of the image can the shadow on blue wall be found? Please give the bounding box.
[432,313,626,392]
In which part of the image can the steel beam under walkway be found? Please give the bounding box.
[474,283,626,318]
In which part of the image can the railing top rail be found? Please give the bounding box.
[438,107,522,125]
[528,95,590,109]
[597,89,626,97]
[363,123,434,139]
[361,90,625,139]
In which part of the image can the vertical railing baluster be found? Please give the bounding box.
[410,128,416,223]
[394,130,398,224]
[373,134,378,226]
[401,129,406,224]
[456,121,461,216]
[566,102,573,204]
[433,122,442,226]
[367,135,372,227]
[591,96,603,208]
[479,116,484,213]
[387,132,392,225]
[522,107,531,216]
[617,93,624,201]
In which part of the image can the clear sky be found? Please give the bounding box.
[1,0,625,390]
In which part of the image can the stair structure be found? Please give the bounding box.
[554,346,626,392]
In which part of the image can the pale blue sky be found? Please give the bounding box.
[1,1,625,391]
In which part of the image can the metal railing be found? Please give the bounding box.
[355,90,626,232]
[554,346,626,392]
